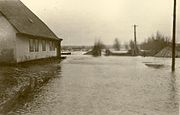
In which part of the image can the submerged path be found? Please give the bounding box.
[8,53,180,115]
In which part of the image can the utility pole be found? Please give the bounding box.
[133,24,138,55]
[172,0,176,72]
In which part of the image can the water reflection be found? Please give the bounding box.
[168,72,179,110]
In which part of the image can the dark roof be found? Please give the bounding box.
[0,0,61,40]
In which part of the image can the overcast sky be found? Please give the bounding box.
[21,0,180,46]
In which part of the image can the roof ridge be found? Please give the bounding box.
[0,0,60,40]
[18,0,59,38]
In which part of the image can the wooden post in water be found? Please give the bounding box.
[172,0,176,72]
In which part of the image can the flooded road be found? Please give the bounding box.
[8,53,180,115]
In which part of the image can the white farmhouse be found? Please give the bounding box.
[0,0,62,64]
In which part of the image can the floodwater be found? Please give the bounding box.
[6,52,180,115]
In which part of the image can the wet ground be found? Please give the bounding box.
[1,52,179,115]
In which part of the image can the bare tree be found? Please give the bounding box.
[113,38,121,51]
[124,42,129,50]
[140,32,170,55]
[92,40,105,56]
[129,40,135,50]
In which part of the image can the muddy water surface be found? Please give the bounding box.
[9,53,180,115]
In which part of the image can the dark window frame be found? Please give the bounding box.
[35,39,39,52]
[42,40,46,51]
[52,41,56,51]
[29,39,34,52]
[49,41,53,51]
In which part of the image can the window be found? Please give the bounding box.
[49,41,56,51]
[52,41,56,51]
[49,41,52,51]
[42,40,46,51]
[35,39,39,52]
[29,39,39,52]
[29,39,34,52]
[49,41,53,51]
[28,18,34,23]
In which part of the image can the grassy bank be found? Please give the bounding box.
[0,61,61,114]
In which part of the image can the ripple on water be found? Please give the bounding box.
[10,55,180,115]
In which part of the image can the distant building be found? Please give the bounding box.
[155,46,180,58]
[0,0,62,64]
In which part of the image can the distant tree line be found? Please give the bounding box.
[74,32,173,57]
[62,46,92,51]
[140,32,171,55]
